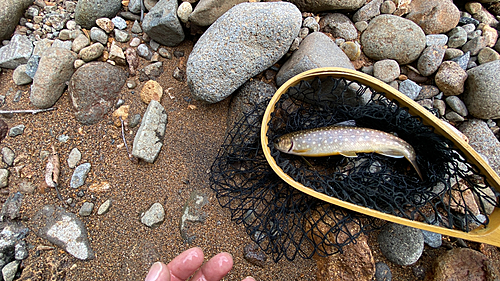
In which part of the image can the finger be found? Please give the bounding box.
[191,252,234,281]
[242,277,256,281]
[167,247,205,281]
[145,262,170,281]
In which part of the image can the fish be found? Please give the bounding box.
[274,125,423,179]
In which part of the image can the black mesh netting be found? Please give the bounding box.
[210,75,500,262]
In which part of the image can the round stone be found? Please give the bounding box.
[361,15,426,64]
[378,223,424,266]
[373,59,400,83]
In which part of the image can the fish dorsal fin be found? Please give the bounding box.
[333,120,357,127]
[378,149,405,158]
[340,151,358,157]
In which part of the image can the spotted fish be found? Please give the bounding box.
[274,125,423,179]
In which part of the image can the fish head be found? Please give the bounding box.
[274,136,293,153]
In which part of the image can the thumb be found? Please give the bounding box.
[145,262,170,281]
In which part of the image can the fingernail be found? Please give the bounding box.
[145,262,163,281]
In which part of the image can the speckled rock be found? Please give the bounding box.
[462,36,488,56]
[109,42,126,65]
[445,96,468,117]
[0,169,9,188]
[426,34,448,46]
[132,100,167,163]
[276,32,354,86]
[71,34,90,53]
[90,27,108,45]
[374,262,392,281]
[477,47,500,64]
[435,61,467,96]
[97,199,111,215]
[32,205,94,260]
[399,79,422,100]
[417,45,446,76]
[353,0,383,22]
[187,2,301,103]
[447,26,467,48]
[433,248,499,281]
[450,51,470,70]
[142,0,185,47]
[378,223,424,266]
[70,163,91,188]
[340,41,361,60]
[464,60,500,119]
[114,29,130,43]
[96,18,114,33]
[472,5,499,28]
[361,15,426,64]
[140,80,163,104]
[67,148,81,169]
[0,0,33,41]
[75,0,122,29]
[30,48,76,108]
[189,0,247,27]
[0,35,33,69]
[320,13,357,41]
[79,43,104,62]
[459,119,500,176]
[79,202,94,217]
[406,0,460,34]
[177,2,192,23]
[68,62,127,125]
[373,59,400,83]
[482,24,498,48]
[141,203,165,227]
[286,0,366,13]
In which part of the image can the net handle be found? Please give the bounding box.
[261,67,500,247]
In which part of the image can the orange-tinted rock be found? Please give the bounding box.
[433,248,499,281]
[406,0,460,35]
[140,80,163,104]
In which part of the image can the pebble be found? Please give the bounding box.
[340,41,361,60]
[450,51,470,70]
[177,2,192,24]
[74,59,85,68]
[79,202,94,216]
[459,16,479,26]
[435,61,468,96]
[79,43,104,62]
[467,30,481,40]
[462,36,488,56]
[126,79,137,89]
[129,114,141,128]
[111,16,127,30]
[72,34,90,53]
[14,241,28,260]
[377,223,424,266]
[67,147,81,168]
[137,44,152,60]
[416,85,439,100]
[158,48,171,59]
[374,262,392,281]
[303,17,320,32]
[88,181,111,193]
[141,203,165,227]
[97,199,111,215]
[482,25,498,48]
[354,21,368,32]
[8,125,25,137]
[477,47,500,64]
[57,134,69,142]
[90,27,108,45]
[109,42,126,65]
[132,100,167,163]
[114,29,130,43]
[32,205,94,260]
[25,55,40,79]
[464,60,500,119]
[433,99,446,116]
[398,79,422,100]
[0,169,9,188]
[373,59,400,83]
[447,27,467,48]
[426,34,448,46]
[380,0,396,14]
[462,23,476,34]
[70,163,91,188]
[445,111,465,122]
[1,147,14,167]
[141,80,163,104]
[417,45,446,76]
[2,260,19,281]
[0,34,33,69]
[126,48,140,76]
[353,0,383,22]
[142,0,184,47]
[445,96,468,117]
[433,248,495,280]
[421,230,442,248]
[150,40,159,52]
[243,243,267,267]
[298,27,309,39]
[130,37,141,47]
[12,64,32,85]
[139,61,163,82]
[131,20,142,34]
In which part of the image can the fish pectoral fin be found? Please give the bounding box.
[333,120,357,127]
[340,151,358,157]
[292,148,310,153]
[378,149,405,158]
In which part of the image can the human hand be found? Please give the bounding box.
[145,247,255,281]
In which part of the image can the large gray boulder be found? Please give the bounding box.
[276,32,354,86]
[189,0,248,27]
[287,0,365,13]
[30,48,77,108]
[75,0,122,29]
[463,60,500,119]
[361,15,426,64]
[0,0,33,41]
[0,35,33,69]
[142,0,185,47]
[187,2,301,103]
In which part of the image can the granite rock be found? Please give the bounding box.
[464,60,500,119]
[75,0,122,29]
[406,0,460,34]
[287,0,366,13]
[132,100,167,163]
[435,61,467,96]
[142,0,185,47]
[0,35,33,69]
[189,0,247,27]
